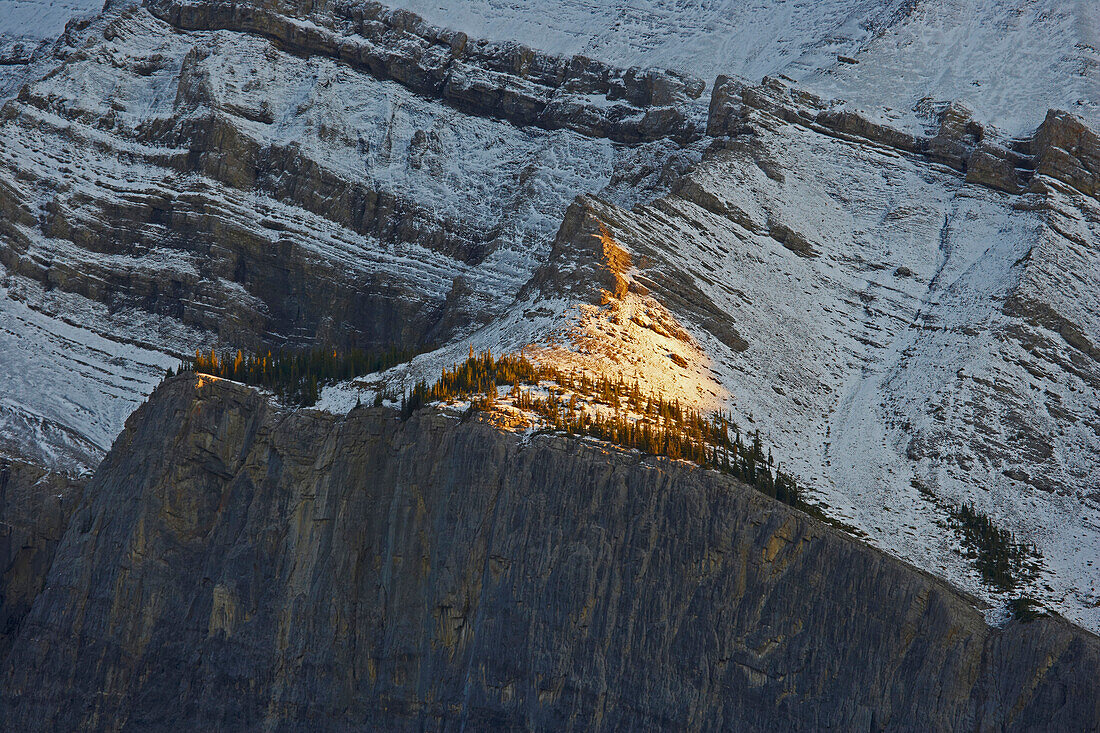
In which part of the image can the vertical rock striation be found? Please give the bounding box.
[1,376,1096,730]
[0,458,84,660]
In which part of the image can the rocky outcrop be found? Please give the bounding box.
[524,197,636,304]
[963,143,1028,194]
[707,77,1100,198]
[705,74,748,138]
[527,195,749,354]
[928,102,985,171]
[813,108,926,156]
[147,0,707,145]
[1,376,1097,730]
[732,76,927,155]
[931,105,1033,195]
[1032,110,1100,197]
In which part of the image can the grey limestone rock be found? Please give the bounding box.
[1,376,1097,730]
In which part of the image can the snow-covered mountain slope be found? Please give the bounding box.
[0,0,1098,632]
[806,0,1100,137]
[0,279,175,472]
[0,0,101,50]
[0,0,103,96]
[4,0,1097,132]
[400,0,1100,137]
[397,0,914,83]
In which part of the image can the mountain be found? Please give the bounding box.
[0,0,1099,708]
[1,374,1097,730]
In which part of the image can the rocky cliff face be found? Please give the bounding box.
[1,376,1097,730]
[0,458,83,660]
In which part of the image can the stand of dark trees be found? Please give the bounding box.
[171,345,417,406]
[947,501,1042,593]
[400,349,802,508]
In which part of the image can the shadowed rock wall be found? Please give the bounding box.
[0,376,1096,731]
[0,459,84,660]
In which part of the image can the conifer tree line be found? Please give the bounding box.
[170,345,417,406]
[946,501,1042,592]
[400,348,802,508]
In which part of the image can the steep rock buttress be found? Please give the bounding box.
[1,376,1097,730]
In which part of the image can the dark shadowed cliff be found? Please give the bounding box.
[0,458,84,660]
[1,375,1097,731]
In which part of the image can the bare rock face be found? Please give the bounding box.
[0,459,84,660]
[928,102,984,172]
[0,376,1097,731]
[813,108,926,155]
[928,105,1033,195]
[963,143,1026,194]
[705,74,747,138]
[1032,110,1100,197]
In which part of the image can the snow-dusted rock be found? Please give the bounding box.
[148,0,708,143]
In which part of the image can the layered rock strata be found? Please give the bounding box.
[708,75,1100,199]
[147,0,708,145]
